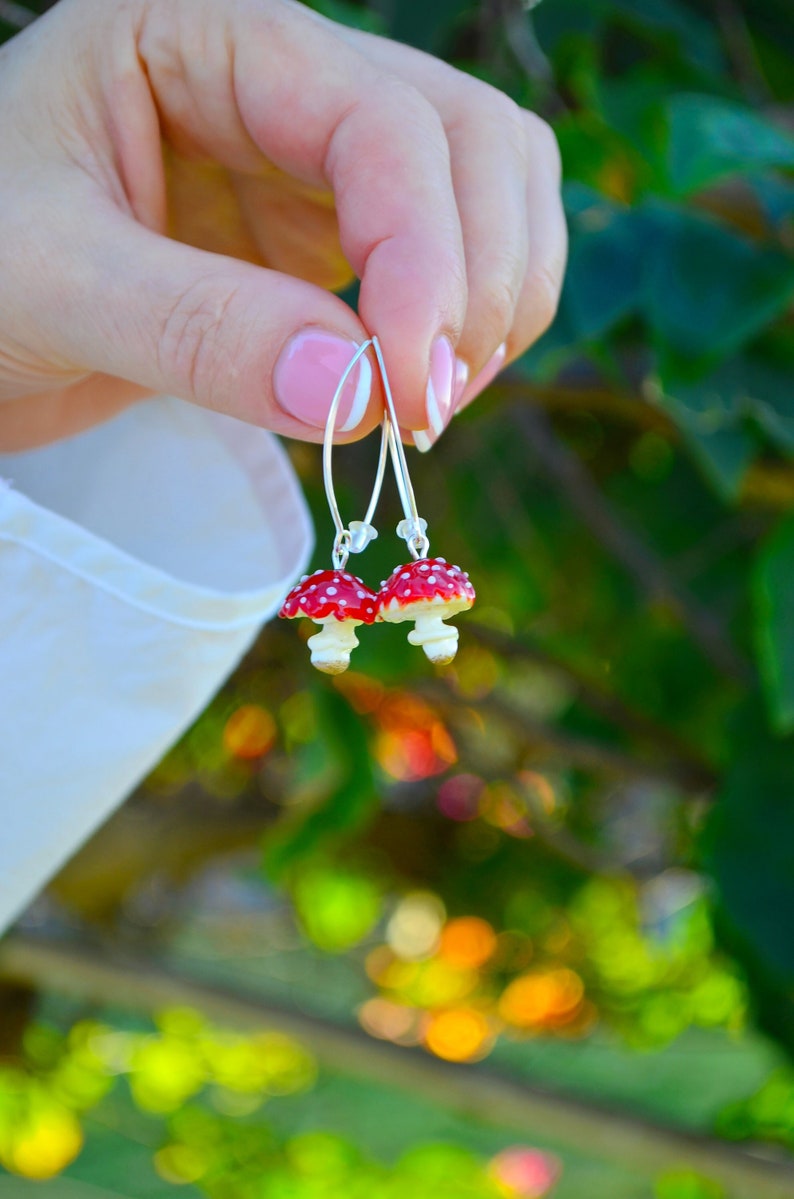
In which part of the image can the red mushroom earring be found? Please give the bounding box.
[370,339,476,665]
[279,340,385,674]
[280,336,476,671]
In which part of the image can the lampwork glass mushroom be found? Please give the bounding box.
[376,557,475,664]
[279,569,378,673]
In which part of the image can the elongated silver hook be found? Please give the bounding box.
[371,336,430,559]
[322,339,388,568]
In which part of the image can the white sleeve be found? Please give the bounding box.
[0,396,313,933]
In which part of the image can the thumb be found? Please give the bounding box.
[53,208,380,442]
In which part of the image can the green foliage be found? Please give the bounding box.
[3,0,794,1191]
[667,94,794,194]
[655,1171,726,1199]
[754,518,794,732]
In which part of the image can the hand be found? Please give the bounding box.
[0,0,566,451]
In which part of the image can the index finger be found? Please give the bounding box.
[138,0,468,430]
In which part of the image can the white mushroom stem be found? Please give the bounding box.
[307,618,361,674]
[406,612,460,665]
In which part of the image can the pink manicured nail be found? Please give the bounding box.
[273,329,372,431]
[414,336,460,453]
[457,342,507,413]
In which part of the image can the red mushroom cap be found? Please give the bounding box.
[279,569,378,623]
[376,557,475,613]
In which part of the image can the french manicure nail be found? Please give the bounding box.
[273,328,372,431]
[424,335,456,437]
[457,342,507,413]
[413,428,435,453]
[454,357,470,407]
[414,337,460,452]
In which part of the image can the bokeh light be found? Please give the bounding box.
[488,1147,561,1198]
[375,693,457,782]
[498,969,585,1032]
[423,1008,492,1062]
[437,773,486,822]
[293,863,383,952]
[439,917,498,970]
[357,998,422,1046]
[223,703,277,760]
[387,892,446,960]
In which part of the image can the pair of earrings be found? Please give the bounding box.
[280,336,475,674]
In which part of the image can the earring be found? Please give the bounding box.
[279,339,385,674]
[370,338,476,665]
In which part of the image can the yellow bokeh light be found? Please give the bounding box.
[154,1143,209,1185]
[407,960,478,1009]
[518,770,558,816]
[423,1009,491,1063]
[387,892,446,960]
[480,783,532,838]
[6,1109,83,1180]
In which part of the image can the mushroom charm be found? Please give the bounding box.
[279,569,378,674]
[376,558,475,665]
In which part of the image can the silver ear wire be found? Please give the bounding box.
[322,339,388,569]
[370,337,430,560]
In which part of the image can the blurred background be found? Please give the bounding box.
[1,1,794,1196]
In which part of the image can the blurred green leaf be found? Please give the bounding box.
[565,206,644,339]
[641,206,794,369]
[754,517,794,733]
[607,0,725,76]
[667,94,794,194]
[263,688,379,880]
[707,702,794,1053]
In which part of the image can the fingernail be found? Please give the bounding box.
[414,337,462,453]
[273,329,372,431]
[424,336,456,437]
[457,342,507,413]
[454,357,470,407]
[413,428,434,453]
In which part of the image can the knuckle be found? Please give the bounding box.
[157,277,242,401]
[479,272,520,341]
[380,76,445,137]
[523,111,562,176]
[527,261,563,337]
[453,81,528,157]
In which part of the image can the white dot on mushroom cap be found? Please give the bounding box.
[428,576,436,584]
[404,588,411,596]
[419,564,430,571]
[401,572,410,579]
[447,583,454,589]
[314,569,322,575]
[380,581,386,588]
[309,585,317,592]
[327,586,338,596]
[437,557,446,563]
[340,599,347,606]
[366,606,373,614]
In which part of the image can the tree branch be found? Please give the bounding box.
[465,621,715,786]
[513,404,752,684]
[1,934,792,1196]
